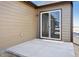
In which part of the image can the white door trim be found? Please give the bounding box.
[40,12,49,39]
[40,10,61,40]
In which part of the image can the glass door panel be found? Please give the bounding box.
[42,13,49,37]
[50,11,61,39]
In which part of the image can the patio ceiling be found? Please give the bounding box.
[26,1,72,8]
[31,1,60,6]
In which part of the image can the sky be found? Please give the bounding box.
[73,1,79,27]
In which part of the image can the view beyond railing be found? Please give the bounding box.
[73,26,79,36]
[73,26,79,45]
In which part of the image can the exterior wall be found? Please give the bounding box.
[37,2,72,42]
[73,33,79,56]
[74,44,79,57]
[0,1,37,48]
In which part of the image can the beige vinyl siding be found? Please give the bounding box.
[0,1,37,48]
[74,44,79,57]
[37,2,71,42]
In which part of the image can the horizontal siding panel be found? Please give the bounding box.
[0,1,37,48]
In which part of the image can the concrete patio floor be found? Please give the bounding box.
[0,39,79,57]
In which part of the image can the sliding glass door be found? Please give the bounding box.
[40,10,61,40]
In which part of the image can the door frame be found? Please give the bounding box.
[40,9,61,40]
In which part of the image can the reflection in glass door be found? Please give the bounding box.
[40,10,61,40]
[50,11,61,39]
